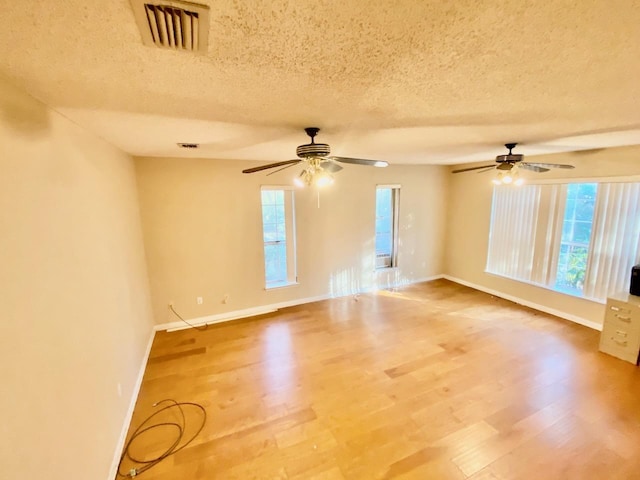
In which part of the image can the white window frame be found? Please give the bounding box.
[375,185,401,269]
[260,186,298,289]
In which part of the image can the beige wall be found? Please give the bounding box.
[0,77,154,479]
[5,61,638,478]
[135,157,448,323]
[445,145,640,327]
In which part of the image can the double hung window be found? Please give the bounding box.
[375,186,400,269]
[261,187,297,288]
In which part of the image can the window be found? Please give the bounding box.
[487,181,640,301]
[554,183,597,295]
[261,187,297,288]
[375,186,400,268]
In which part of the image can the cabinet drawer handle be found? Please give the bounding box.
[610,306,621,312]
[615,315,631,322]
[611,338,628,346]
[615,330,628,338]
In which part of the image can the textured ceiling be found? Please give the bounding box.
[0,0,639,164]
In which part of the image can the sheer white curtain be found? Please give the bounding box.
[583,182,640,300]
[486,185,541,281]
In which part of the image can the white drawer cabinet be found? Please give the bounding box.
[599,293,640,365]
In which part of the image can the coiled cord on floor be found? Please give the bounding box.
[116,399,207,478]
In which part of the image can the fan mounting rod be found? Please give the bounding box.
[305,127,320,143]
[505,143,517,154]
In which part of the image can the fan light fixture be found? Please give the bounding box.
[315,171,334,187]
[493,166,525,186]
[294,163,335,188]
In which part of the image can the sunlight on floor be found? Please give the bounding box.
[261,323,296,394]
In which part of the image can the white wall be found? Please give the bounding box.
[0,76,154,479]
[135,156,448,323]
[445,145,640,327]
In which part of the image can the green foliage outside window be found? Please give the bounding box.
[554,184,597,293]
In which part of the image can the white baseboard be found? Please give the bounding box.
[149,273,600,333]
[160,305,278,332]
[158,294,332,332]
[443,275,602,331]
[418,274,445,283]
[389,274,445,286]
[107,328,156,480]
[156,275,445,332]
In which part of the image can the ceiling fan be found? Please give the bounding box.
[452,143,575,184]
[242,127,388,186]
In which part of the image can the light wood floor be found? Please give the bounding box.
[120,280,640,479]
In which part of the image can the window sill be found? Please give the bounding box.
[265,281,299,291]
[483,270,606,305]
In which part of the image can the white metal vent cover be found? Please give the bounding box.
[131,0,209,53]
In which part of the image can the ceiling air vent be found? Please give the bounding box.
[131,0,209,53]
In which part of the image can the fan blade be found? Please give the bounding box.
[522,162,575,169]
[520,163,550,173]
[266,162,300,176]
[321,162,343,173]
[451,164,496,173]
[331,156,388,167]
[497,163,513,171]
[242,159,301,174]
[476,166,496,173]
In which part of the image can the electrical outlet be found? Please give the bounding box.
[168,301,174,308]
[223,293,229,304]
[197,296,203,305]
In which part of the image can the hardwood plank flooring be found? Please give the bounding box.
[117,279,640,479]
